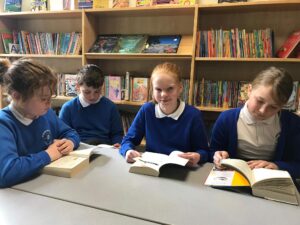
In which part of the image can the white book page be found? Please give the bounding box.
[139,152,170,167]
[205,169,235,186]
[168,151,189,166]
[252,168,291,184]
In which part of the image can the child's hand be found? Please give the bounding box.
[45,142,62,162]
[213,151,229,169]
[125,150,141,163]
[178,152,200,167]
[247,160,278,170]
[54,139,75,155]
[113,143,120,148]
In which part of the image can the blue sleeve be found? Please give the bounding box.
[55,116,80,149]
[110,105,124,145]
[191,110,210,163]
[59,102,72,127]
[120,106,146,157]
[0,126,51,188]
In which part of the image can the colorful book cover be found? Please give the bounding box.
[108,76,121,101]
[142,35,181,54]
[63,0,75,10]
[237,81,249,107]
[131,77,148,102]
[4,0,22,12]
[152,0,179,5]
[276,31,300,58]
[78,0,93,9]
[1,32,13,54]
[89,35,119,53]
[93,0,109,8]
[65,74,78,97]
[111,0,129,8]
[31,0,47,11]
[179,0,195,5]
[136,0,151,7]
[117,35,148,54]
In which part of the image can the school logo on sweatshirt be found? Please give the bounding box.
[42,130,52,145]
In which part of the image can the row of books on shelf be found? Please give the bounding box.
[3,0,196,12]
[89,34,181,54]
[0,31,82,55]
[56,73,190,103]
[194,78,300,112]
[197,28,274,58]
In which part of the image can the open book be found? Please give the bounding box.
[205,159,299,205]
[42,144,116,178]
[129,151,188,177]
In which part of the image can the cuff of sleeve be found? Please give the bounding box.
[197,150,208,164]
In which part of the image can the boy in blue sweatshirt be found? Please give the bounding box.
[120,62,209,167]
[59,64,123,146]
[0,58,80,188]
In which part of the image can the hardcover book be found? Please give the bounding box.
[65,74,78,97]
[93,0,109,8]
[276,31,300,58]
[89,35,119,53]
[142,35,181,53]
[129,151,188,177]
[78,0,93,8]
[111,0,129,8]
[117,35,148,53]
[205,159,299,205]
[4,0,22,12]
[131,77,149,102]
[30,0,47,11]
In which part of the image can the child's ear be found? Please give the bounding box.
[11,91,21,101]
[76,83,81,92]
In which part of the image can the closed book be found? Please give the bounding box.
[277,31,300,58]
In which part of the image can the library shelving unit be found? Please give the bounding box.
[0,1,300,114]
[195,0,300,113]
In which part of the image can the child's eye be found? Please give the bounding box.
[155,88,162,92]
[167,87,174,92]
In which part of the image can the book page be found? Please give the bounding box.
[168,151,189,166]
[252,168,292,184]
[221,159,254,185]
[45,156,87,170]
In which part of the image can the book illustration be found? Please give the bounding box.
[63,0,75,10]
[142,35,181,53]
[237,81,249,107]
[93,0,109,8]
[89,35,119,53]
[129,151,188,177]
[136,0,151,7]
[64,74,78,97]
[131,77,148,102]
[1,32,13,54]
[152,0,179,5]
[206,158,299,205]
[9,43,20,54]
[112,0,129,8]
[4,0,22,12]
[42,143,116,178]
[282,81,299,111]
[78,0,93,8]
[108,76,121,101]
[117,35,148,53]
[31,0,47,11]
[277,31,300,58]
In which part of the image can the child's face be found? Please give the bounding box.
[152,71,183,115]
[19,86,52,119]
[247,85,281,121]
[78,84,102,104]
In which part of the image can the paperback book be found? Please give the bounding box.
[4,0,22,12]
[131,77,149,102]
[129,151,188,177]
[117,35,148,53]
[89,35,119,53]
[65,74,78,97]
[142,35,181,53]
[205,159,299,205]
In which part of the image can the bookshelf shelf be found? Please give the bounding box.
[0,54,82,59]
[195,57,300,63]
[85,53,192,60]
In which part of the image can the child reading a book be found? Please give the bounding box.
[211,67,300,179]
[59,64,123,146]
[0,58,80,188]
[120,62,209,167]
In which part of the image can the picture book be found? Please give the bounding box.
[9,43,20,54]
[93,0,109,8]
[42,143,116,178]
[117,35,148,53]
[152,0,179,5]
[237,81,249,107]
[111,0,129,8]
[131,77,149,102]
[48,0,64,11]
[30,0,47,11]
[63,0,75,9]
[89,35,119,53]
[65,74,78,97]
[1,32,13,54]
[142,35,181,53]
[206,159,299,205]
[108,76,122,101]
[276,31,300,58]
[136,0,151,7]
[78,0,93,9]
[4,0,22,12]
[129,151,188,177]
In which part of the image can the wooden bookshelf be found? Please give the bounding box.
[0,2,299,113]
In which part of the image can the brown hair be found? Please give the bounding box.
[77,64,104,89]
[251,67,293,106]
[0,58,57,101]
